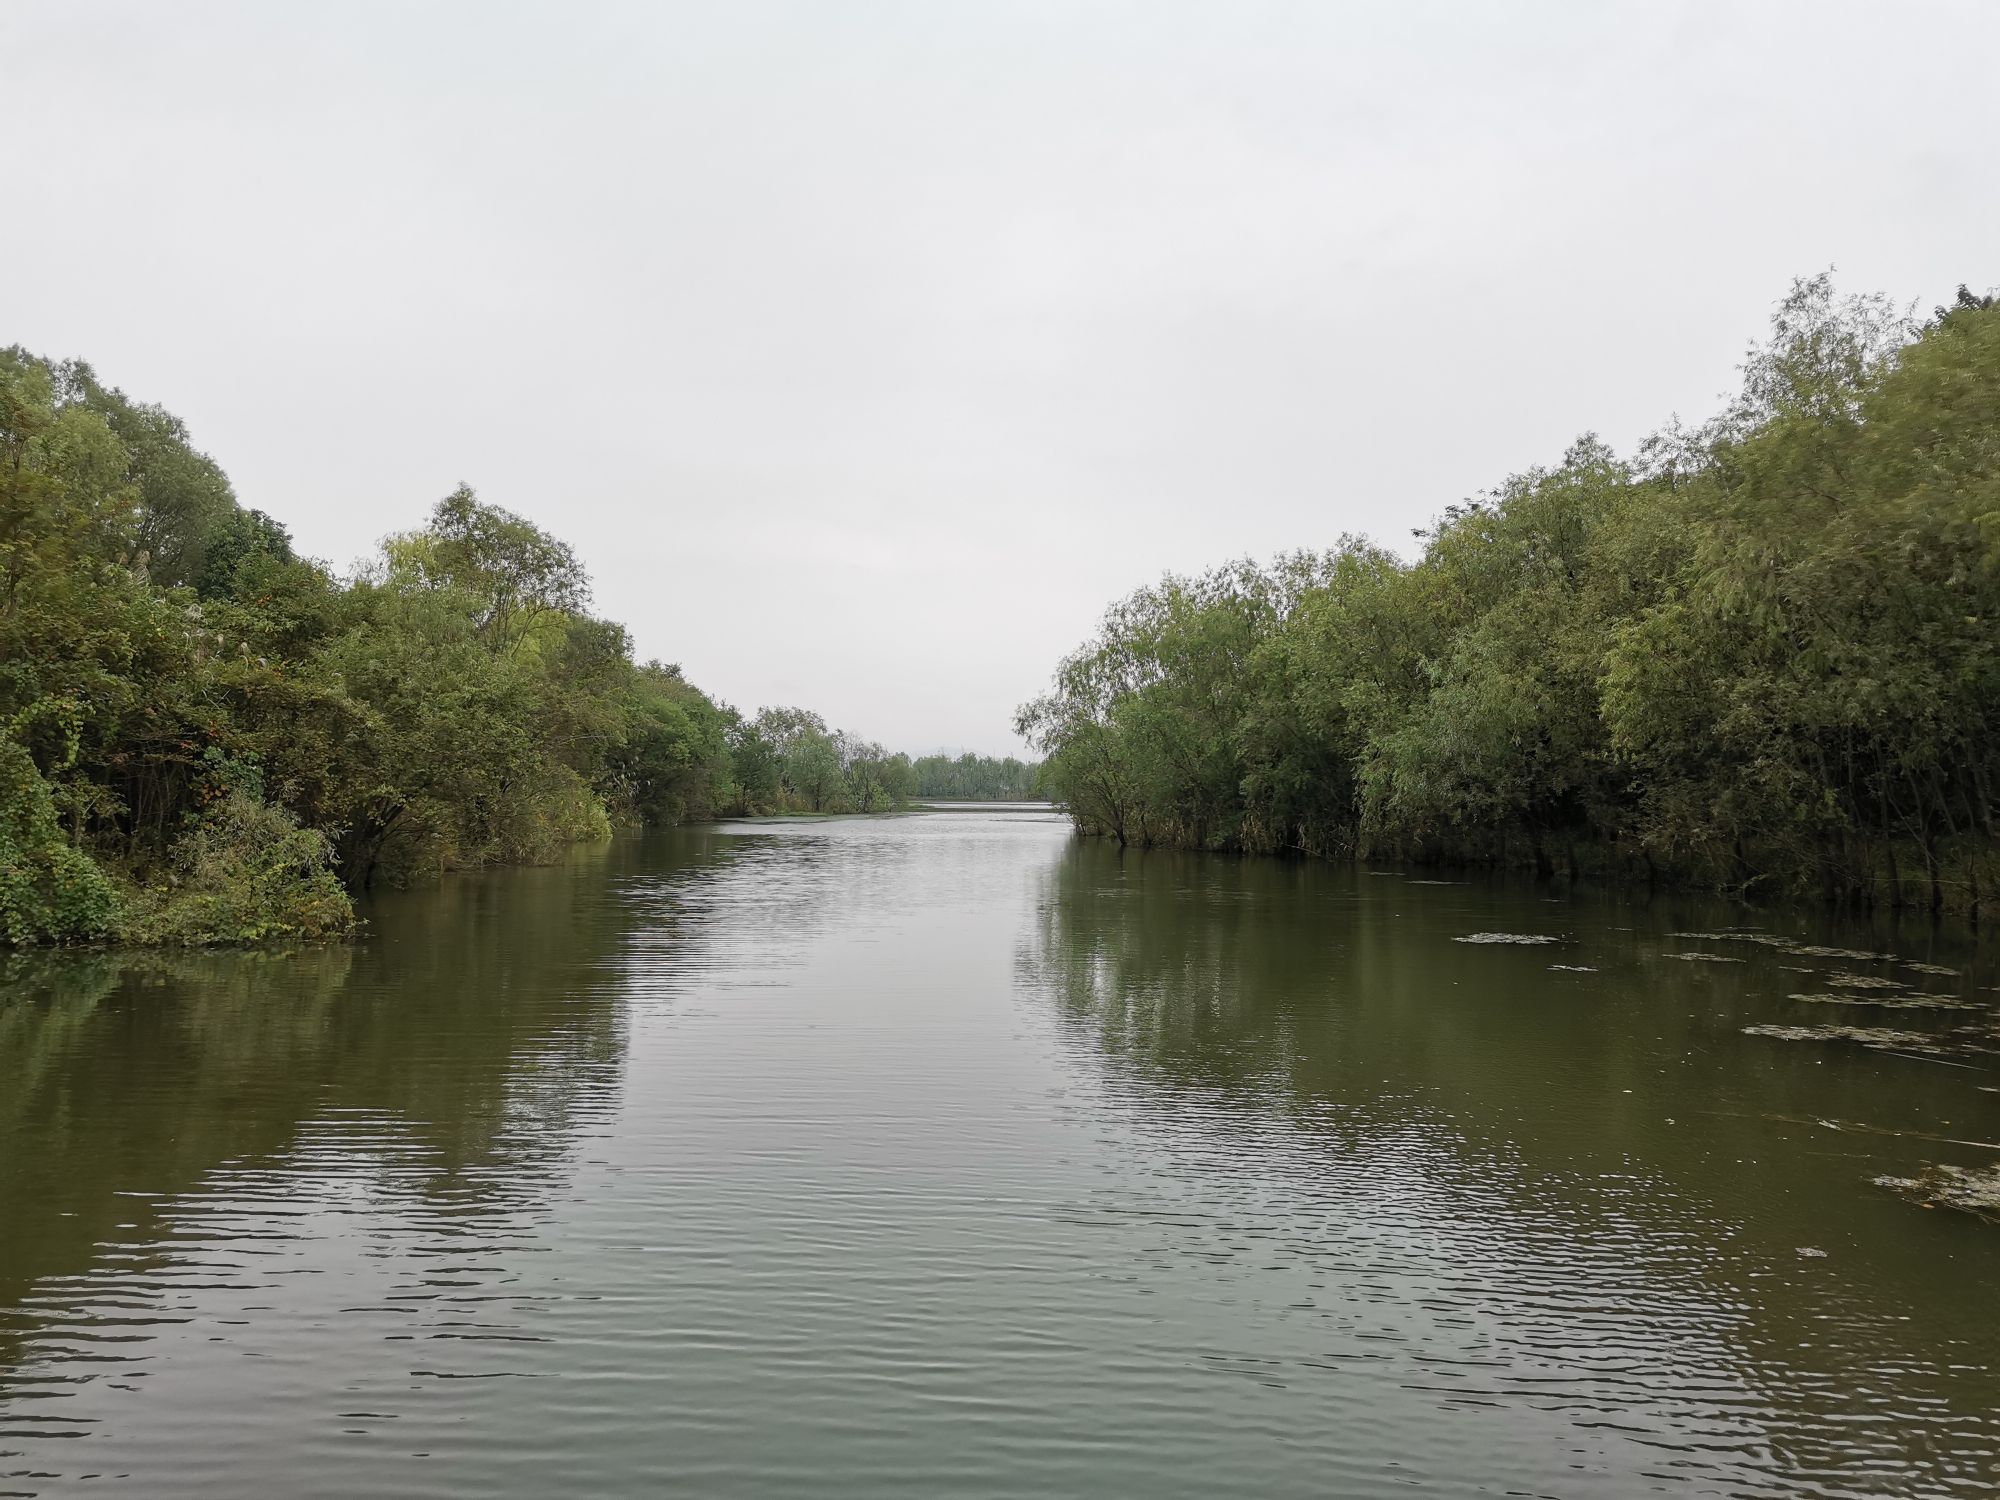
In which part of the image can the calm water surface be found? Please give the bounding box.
[3,806,1998,1497]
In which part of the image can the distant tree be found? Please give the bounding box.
[906,751,1041,800]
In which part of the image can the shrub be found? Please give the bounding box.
[129,792,355,945]
[0,738,122,945]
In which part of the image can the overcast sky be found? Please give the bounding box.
[5,2,1996,754]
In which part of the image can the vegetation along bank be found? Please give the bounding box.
[0,348,1026,946]
[1019,277,2000,915]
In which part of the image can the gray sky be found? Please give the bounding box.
[6,2,1996,754]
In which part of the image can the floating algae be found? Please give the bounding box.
[1455,933,1562,945]
[1663,952,1746,963]
[1825,973,1908,990]
[1669,933,1891,962]
[1788,993,1978,1011]
[1875,1163,2000,1220]
[1901,961,1962,977]
[1548,964,1597,973]
[1950,1021,2000,1056]
[1743,1023,1938,1051]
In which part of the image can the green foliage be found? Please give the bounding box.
[607,662,733,826]
[0,736,122,945]
[840,735,910,813]
[1023,277,2000,912]
[127,792,355,945]
[0,347,902,945]
[724,715,784,813]
[10,351,240,590]
[721,707,919,816]
[382,484,590,654]
[908,752,1041,800]
[196,507,295,599]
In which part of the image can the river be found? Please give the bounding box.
[3,804,1997,1497]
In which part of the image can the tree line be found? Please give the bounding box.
[0,348,999,945]
[1019,277,2000,915]
[907,753,1041,801]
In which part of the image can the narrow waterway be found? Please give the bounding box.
[3,806,1996,1497]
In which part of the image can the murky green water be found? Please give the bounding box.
[4,806,1998,1497]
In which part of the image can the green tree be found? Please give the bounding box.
[383,485,591,655]
[1023,275,2000,913]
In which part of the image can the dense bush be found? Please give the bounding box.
[0,737,123,945]
[126,793,355,945]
